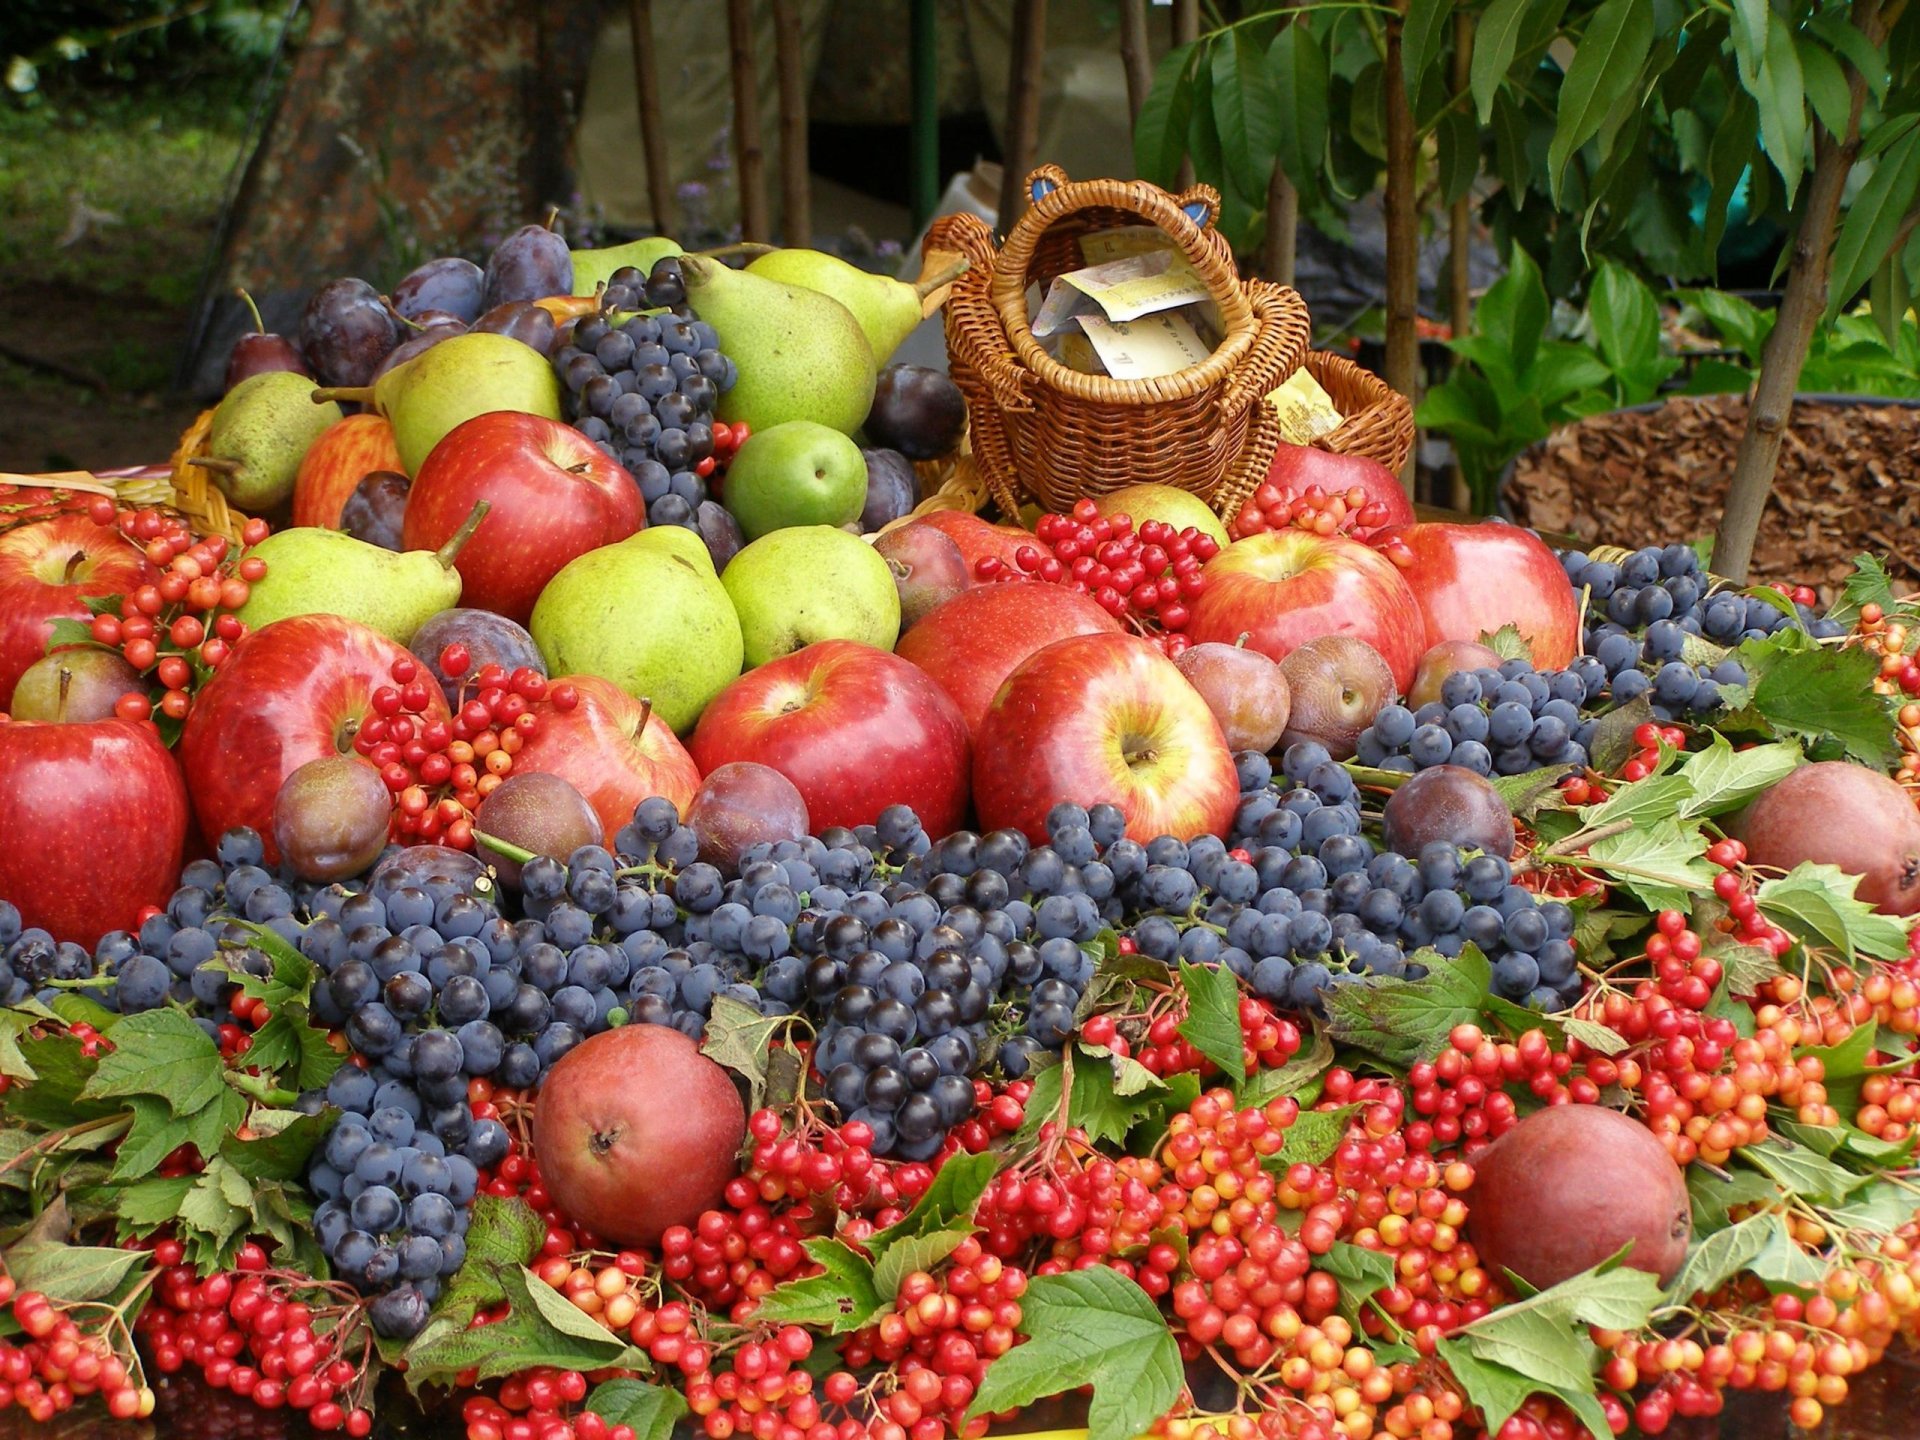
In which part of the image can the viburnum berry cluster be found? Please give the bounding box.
[1404,1023,1596,1157]
[0,1275,154,1424]
[1227,483,1412,567]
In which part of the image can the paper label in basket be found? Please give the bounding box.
[1078,225,1178,264]
[1266,368,1345,443]
[1076,312,1211,380]
[1031,251,1208,336]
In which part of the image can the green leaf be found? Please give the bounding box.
[433,1194,548,1327]
[1437,1340,1566,1437]
[403,1264,648,1389]
[1265,1105,1358,1171]
[753,1239,884,1333]
[1480,624,1534,664]
[1800,1021,1917,1117]
[1403,0,1452,110]
[870,1149,1000,1253]
[1325,946,1492,1067]
[1831,128,1920,317]
[1681,288,1774,362]
[700,995,789,1111]
[111,1174,197,1233]
[1490,765,1577,822]
[1826,1179,1920,1233]
[1808,11,1891,102]
[1740,637,1895,767]
[1472,0,1531,123]
[220,1107,335,1181]
[113,1089,244,1181]
[1213,29,1283,206]
[586,1380,688,1440]
[1454,1254,1660,1398]
[1586,262,1662,378]
[1319,1240,1398,1328]
[1729,0,1768,89]
[1748,1214,1828,1289]
[1187,52,1223,191]
[1547,0,1654,205]
[1268,23,1329,199]
[1584,818,1714,912]
[1006,1046,1169,1152]
[1562,1018,1628,1056]
[1829,555,1905,628]
[1664,1212,1775,1304]
[1797,35,1852,140]
[1739,1138,1873,1203]
[1754,14,1809,205]
[1675,734,1802,818]
[1436,108,1478,209]
[1177,960,1246,1076]
[1134,42,1197,185]
[1,1239,147,1305]
[1237,1025,1334,1108]
[80,1009,226,1117]
[1578,774,1694,831]
[873,1227,974,1304]
[1756,863,1913,963]
[1687,1164,1783,1233]
[1478,243,1549,379]
[965,1267,1183,1440]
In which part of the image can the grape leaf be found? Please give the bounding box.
[79,1009,227,1117]
[1737,1138,1873,1202]
[1324,946,1493,1067]
[751,1238,884,1333]
[1264,1105,1357,1171]
[113,1089,244,1181]
[403,1264,649,1390]
[1739,638,1896,768]
[586,1379,687,1440]
[1,1238,147,1305]
[1755,863,1912,963]
[1317,1240,1396,1329]
[1686,1165,1783,1233]
[220,1107,336,1181]
[1674,734,1802,818]
[433,1195,548,1327]
[964,1266,1183,1440]
[1561,1018,1629,1056]
[700,995,789,1111]
[1237,1025,1334,1107]
[870,1149,999,1251]
[1663,1212,1774,1304]
[1177,960,1246,1076]
[1583,819,1714,912]
[872,1227,974,1304]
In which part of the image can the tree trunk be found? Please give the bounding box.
[726,0,769,243]
[1120,0,1153,126]
[627,0,672,235]
[998,0,1049,230]
[1264,165,1298,285]
[1173,0,1199,188]
[1447,7,1474,509]
[1710,0,1882,581]
[771,0,810,246]
[1382,0,1420,495]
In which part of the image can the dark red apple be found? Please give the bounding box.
[685,762,810,872]
[1257,444,1415,535]
[0,514,158,711]
[1188,530,1424,691]
[509,675,701,849]
[291,413,405,529]
[403,412,644,623]
[893,581,1122,741]
[973,632,1239,844]
[0,716,189,946]
[178,615,448,863]
[531,1025,746,1246]
[1377,522,1580,670]
[691,640,970,835]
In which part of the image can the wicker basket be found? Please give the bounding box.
[2,413,251,546]
[931,166,1313,523]
[1305,351,1416,475]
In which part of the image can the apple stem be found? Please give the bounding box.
[472,828,539,866]
[62,550,86,583]
[310,385,375,407]
[55,666,71,715]
[1235,632,1251,649]
[913,256,971,300]
[235,287,266,336]
[636,697,654,734]
[184,457,240,474]
[435,501,491,569]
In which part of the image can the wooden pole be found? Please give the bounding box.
[909,0,940,227]
[726,0,770,243]
[1172,0,1199,187]
[627,0,673,234]
[771,0,810,245]
[1446,7,1474,509]
[1381,0,1420,496]
[1120,0,1152,125]
[998,0,1048,232]
[1262,4,1298,285]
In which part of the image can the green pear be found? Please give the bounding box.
[530,534,743,734]
[570,236,684,295]
[745,250,965,368]
[723,526,900,668]
[679,255,875,434]
[234,502,487,644]
[194,371,343,510]
[625,522,716,575]
[722,421,868,539]
[315,332,562,474]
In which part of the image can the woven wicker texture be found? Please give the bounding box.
[1306,350,1416,475]
[165,409,251,544]
[931,166,1311,522]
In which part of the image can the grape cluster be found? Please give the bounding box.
[1354,657,1607,777]
[552,259,738,530]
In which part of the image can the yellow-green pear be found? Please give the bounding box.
[570,236,684,295]
[530,532,743,734]
[679,255,875,434]
[723,526,900,667]
[625,522,716,575]
[315,332,562,474]
[194,371,343,511]
[234,502,488,644]
[745,250,964,368]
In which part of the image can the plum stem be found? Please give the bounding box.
[235,287,267,335]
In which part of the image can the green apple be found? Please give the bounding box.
[723,526,900,667]
[721,421,868,539]
[530,534,743,733]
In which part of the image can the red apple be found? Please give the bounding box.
[691,640,969,834]
[402,412,644,623]
[0,514,158,711]
[509,674,701,848]
[0,716,189,946]
[1258,445,1415,533]
[1378,522,1581,669]
[291,413,405,528]
[910,510,1034,584]
[1188,530,1425,691]
[973,632,1239,845]
[532,1025,746,1246]
[179,615,449,862]
[894,581,1122,741]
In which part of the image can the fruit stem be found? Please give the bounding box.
[636,697,654,734]
[435,501,491,569]
[55,665,71,716]
[235,287,266,335]
[472,829,539,866]
[696,241,777,261]
[184,457,240,474]
[913,256,971,300]
[544,205,562,233]
[310,385,376,407]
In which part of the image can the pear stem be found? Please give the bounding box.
[696,241,777,261]
[184,457,240,474]
[235,288,267,336]
[311,385,375,407]
[913,256,971,300]
[471,829,538,866]
[436,501,491,569]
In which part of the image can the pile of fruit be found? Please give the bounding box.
[1,212,1919,1440]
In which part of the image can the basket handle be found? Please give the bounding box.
[989,170,1257,393]
[1214,281,1306,419]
